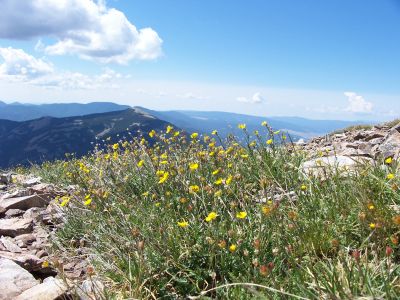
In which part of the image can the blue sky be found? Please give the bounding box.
[0,0,399,120]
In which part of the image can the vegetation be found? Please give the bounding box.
[32,122,400,299]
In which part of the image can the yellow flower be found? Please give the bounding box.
[212,130,218,135]
[229,244,237,252]
[158,172,169,184]
[84,197,92,206]
[60,196,70,207]
[155,202,161,207]
[160,160,168,165]
[177,221,189,228]
[387,173,395,180]
[369,223,376,229]
[214,178,223,185]
[368,204,375,210]
[212,169,220,175]
[112,143,119,150]
[189,163,199,170]
[166,125,173,134]
[261,121,267,126]
[236,211,247,219]
[205,212,218,222]
[385,157,393,164]
[241,154,249,159]
[262,206,272,215]
[214,190,222,197]
[274,130,280,135]
[266,139,273,145]
[137,160,144,167]
[189,185,200,193]
[238,123,246,129]
[142,191,149,197]
[191,132,199,139]
[160,153,168,159]
[225,175,233,185]
[301,184,307,191]
[174,131,180,136]
[41,261,49,268]
[149,129,156,138]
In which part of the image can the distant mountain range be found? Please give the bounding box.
[0,108,170,168]
[0,101,130,121]
[0,101,370,168]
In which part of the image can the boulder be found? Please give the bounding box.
[0,218,33,237]
[378,123,400,159]
[0,236,22,253]
[0,258,39,300]
[0,195,49,212]
[15,277,68,300]
[0,251,42,272]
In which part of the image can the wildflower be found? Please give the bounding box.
[212,169,220,175]
[266,139,273,145]
[300,184,307,191]
[241,154,249,158]
[392,215,400,225]
[259,265,268,276]
[160,153,168,159]
[156,170,165,176]
[189,185,200,193]
[261,121,267,126]
[214,178,223,185]
[236,211,247,219]
[191,132,199,139]
[369,223,376,229]
[288,211,298,220]
[137,160,144,167]
[238,123,246,129]
[155,202,161,207]
[214,190,222,197]
[368,203,375,210]
[142,191,149,197]
[387,173,395,180]
[385,157,393,164]
[84,196,92,206]
[158,172,169,184]
[229,244,237,252]
[189,163,199,170]
[212,130,218,135]
[274,130,280,135]
[249,141,256,147]
[149,130,156,138]
[160,160,168,165]
[179,197,188,204]
[261,205,272,215]
[60,196,70,207]
[205,212,218,222]
[112,143,119,150]
[174,131,180,136]
[352,250,360,261]
[177,221,189,228]
[391,236,399,245]
[218,240,227,248]
[166,125,173,134]
[226,175,233,185]
[41,261,49,268]
[386,246,393,256]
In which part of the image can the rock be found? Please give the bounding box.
[0,173,12,185]
[14,234,36,248]
[0,251,43,272]
[23,207,45,222]
[78,278,104,300]
[0,236,22,253]
[0,218,33,237]
[0,258,39,300]
[36,249,48,258]
[378,124,400,159]
[15,277,68,300]
[22,177,41,188]
[302,155,372,178]
[0,195,50,212]
[0,185,6,191]
[5,209,25,218]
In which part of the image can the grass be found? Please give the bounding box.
[31,123,400,299]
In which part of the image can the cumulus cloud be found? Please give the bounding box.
[344,92,373,113]
[0,47,121,89]
[0,0,163,64]
[237,92,264,104]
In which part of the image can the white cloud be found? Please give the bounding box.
[0,0,163,64]
[237,92,264,104]
[178,92,208,100]
[344,92,373,113]
[0,47,54,81]
[0,47,121,89]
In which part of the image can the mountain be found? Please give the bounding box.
[134,107,368,140]
[0,101,130,121]
[0,108,170,168]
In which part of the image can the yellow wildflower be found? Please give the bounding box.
[368,204,375,210]
[212,169,220,175]
[241,154,249,159]
[238,123,246,129]
[189,163,199,170]
[112,143,119,150]
[60,196,70,207]
[214,190,222,197]
[387,173,395,180]
[261,121,267,126]
[160,160,168,165]
[84,197,92,206]
[385,157,393,164]
[177,221,189,228]
[205,212,218,222]
[156,170,165,176]
[137,160,144,167]
[166,125,173,133]
[158,172,169,184]
[229,244,237,252]
[174,131,180,136]
[189,185,200,193]
[262,206,272,215]
[369,223,376,229]
[225,175,233,185]
[41,261,49,268]
[301,184,307,191]
[149,129,156,138]
[212,130,218,135]
[266,139,273,145]
[214,178,223,185]
[191,132,199,139]
[236,211,247,219]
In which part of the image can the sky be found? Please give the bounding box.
[0,0,399,121]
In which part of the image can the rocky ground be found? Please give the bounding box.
[0,175,102,300]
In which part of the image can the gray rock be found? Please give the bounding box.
[14,233,36,248]
[78,278,105,300]
[0,236,22,253]
[0,250,42,272]
[22,177,41,188]
[5,209,25,218]
[15,277,68,300]
[0,218,33,237]
[0,195,49,212]
[0,258,39,300]
[378,125,400,159]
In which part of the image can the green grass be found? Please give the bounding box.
[31,124,400,299]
